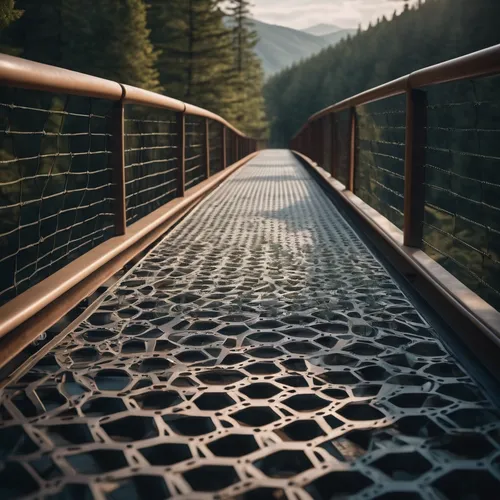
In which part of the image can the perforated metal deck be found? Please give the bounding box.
[1,150,499,499]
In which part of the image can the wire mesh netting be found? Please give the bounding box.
[124,105,179,226]
[0,87,116,307]
[332,109,351,187]
[185,116,206,190]
[210,122,223,175]
[226,130,235,167]
[354,95,406,229]
[422,75,500,310]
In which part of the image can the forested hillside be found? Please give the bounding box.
[264,0,500,146]
[0,0,268,139]
[251,19,355,77]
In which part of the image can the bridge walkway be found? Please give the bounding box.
[1,150,499,499]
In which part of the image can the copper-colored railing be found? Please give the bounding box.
[0,54,258,362]
[291,44,500,247]
[290,44,500,361]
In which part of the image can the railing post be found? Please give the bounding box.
[348,107,357,192]
[304,127,308,157]
[311,123,317,163]
[221,124,227,170]
[330,113,336,178]
[319,118,324,167]
[111,99,126,235]
[205,118,210,179]
[176,111,185,197]
[312,122,317,163]
[404,88,427,247]
[316,120,321,165]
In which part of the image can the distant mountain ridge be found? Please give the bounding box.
[250,19,356,77]
[302,23,343,36]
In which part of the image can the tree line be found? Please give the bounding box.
[264,0,500,146]
[0,0,268,139]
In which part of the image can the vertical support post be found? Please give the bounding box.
[325,116,330,170]
[111,99,126,235]
[311,123,317,163]
[329,113,337,178]
[235,134,239,161]
[318,119,324,166]
[324,117,329,170]
[176,111,185,197]
[321,116,331,170]
[404,88,427,247]
[205,118,210,179]
[221,124,227,170]
[312,122,317,163]
[348,107,357,192]
[316,120,322,165]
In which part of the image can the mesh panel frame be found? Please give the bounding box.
[422,76,500,309]
[0,87,116,307]
[333,110,351,187]
[210,122,223,175]
[185,116,206,190]
[354,95,406,229]
[124,105,179,226]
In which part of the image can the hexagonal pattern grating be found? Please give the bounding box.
[0,150,499,499]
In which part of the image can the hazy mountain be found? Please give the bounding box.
[322,28,357,45]
[302,23,343,36]
[251,19,327,77]
[250,19,355,77]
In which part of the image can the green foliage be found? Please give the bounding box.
[0,0,22,30]
[225,0,268,139]
[1,0,268,132]
[145,0,268,137]
[6,0,160,91]
[145,0,234,115]
[264,0,500,146]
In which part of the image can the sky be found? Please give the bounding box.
[250,0,418,30]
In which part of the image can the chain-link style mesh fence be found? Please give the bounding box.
[185,116,206,190]
[226,129,235,167]
[124,106,180,225]
[422,75,500,309]
[0,88,116,307]
[210,122,223,176]
[354,95,406,229]
[333,110,351,187]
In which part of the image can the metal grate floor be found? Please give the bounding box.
[1,150,499,499]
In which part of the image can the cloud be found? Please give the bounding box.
[250,0,417,29]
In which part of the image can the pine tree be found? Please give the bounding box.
[225,0,268,138]
[145,0,234,116]
[93,0,161,91]
[9,0,160,91]
[0,0,22,29]
[11,0,63,65]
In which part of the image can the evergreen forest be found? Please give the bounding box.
[0,0,268,139]
[264,0,500,146]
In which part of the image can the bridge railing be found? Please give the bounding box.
[0,54,257,364]
[291,44,500,346]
